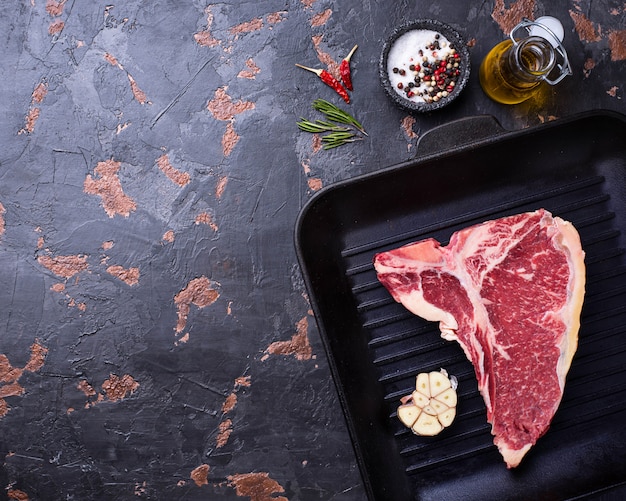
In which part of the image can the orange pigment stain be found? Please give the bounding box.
[190,464,210,487]
[569,10,602,43]
[307,178,322,192]
[106,265,140,286]
[262,316,313,361]
[216,418,233,448]
[103,53,150,105]
[37,254,89,279]
[227,473,288,501]
[18,82,48,135]
[0,342,48,418]
[608,29,626,60]
[156,154,190,186]
[48,19,64,35]
[207,87,255,156]
[102,374,139,402]
[311,35,340,78]
[237,58,261,79]
[216,176,228,199]
[491,0,536,34]
[162,230,175,242]
[401,116,418,140]
[195,212,218,231]
[0,202,5,236]
[230,17,264,35]
[311,8,332,27]
[7,489,29,501]
[45,0,66,17]
[84,159,137,218]
[174,276,220,335]
[194,7,221,48]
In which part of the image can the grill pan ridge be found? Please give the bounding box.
[295,111,626,501]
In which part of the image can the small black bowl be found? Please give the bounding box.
[379,19,470,113]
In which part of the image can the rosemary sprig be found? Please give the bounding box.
[311,99,367,135]
[297,99,367,150]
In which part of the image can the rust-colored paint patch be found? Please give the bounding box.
[102,374,139,402]
[263,316,313,361]
[608,29,626,60]
[84,159,137,218]
[162,230,175,242]
[222,121,240,157]
[102,240,115,250]
[0,202,5,237]
[156,154,190,186]
[216,418,233,448]
[207,87,255,122]
[7,489,29,501]
[191,464,210,487]
[607,86,619,97]
[301,0,316,8]
[45,0,66,17]
[569,10,601,43]
[222,393,237,414]
[127,74,148,104]
[195,212,218,231]
[174,276,220,334]
[48,19,64,35]
[51,283,65,293]
[195,7,221,48]
[311,134,322,154]
[307,178,322,192]
[77,380,97,397]
[0,342,47,418]
[230,17,264,35]
[207,87,254,156]
[216,176,228,199]
[266,11,287,25]
[235,375,251,388]
[103,53,150,105]
[583,57,596,78]
[106,265,140,286]
[401,115,418,139]
[38,254,89,279]
[311,8,332,27]
[227,473,288,501]
[491,0,535,34]
[237,58,261,79]
[312,35,340,78]
[32,82,48,104]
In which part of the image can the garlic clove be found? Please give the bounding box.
[398,403,421,428]
[429,370,452,397]
[412,411,444,436]
[411,390,431,408]
[415,372,430,395]
[433,387,457,408]
[438,407,456,427]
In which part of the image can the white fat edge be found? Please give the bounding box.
[552,216,586,391]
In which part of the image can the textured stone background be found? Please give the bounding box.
[0,0,625,500]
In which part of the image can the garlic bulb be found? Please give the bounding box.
[397,369,458,436]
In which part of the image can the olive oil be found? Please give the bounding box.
[479,37,555,104]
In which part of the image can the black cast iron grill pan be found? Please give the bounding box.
[295,111,626,501]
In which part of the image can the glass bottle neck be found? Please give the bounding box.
[507,36,556,83]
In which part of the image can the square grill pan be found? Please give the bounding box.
[295,111,626,501]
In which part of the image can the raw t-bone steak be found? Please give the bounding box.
[373,209,585,468]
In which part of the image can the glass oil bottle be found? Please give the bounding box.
[479,17,572,104]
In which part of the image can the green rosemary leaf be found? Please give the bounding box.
[312,99,367,135]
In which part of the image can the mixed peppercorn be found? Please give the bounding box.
[390,33,462,104]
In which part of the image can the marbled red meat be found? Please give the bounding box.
[373,209,585,468]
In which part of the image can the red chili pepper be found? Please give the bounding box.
[296,64,350,104]
[339,44,358,91]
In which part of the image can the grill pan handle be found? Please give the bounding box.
[415,115,506,158]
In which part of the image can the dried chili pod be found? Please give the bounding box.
[295,64,350,104]
[340,44,358,91]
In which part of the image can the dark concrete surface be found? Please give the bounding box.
[0,1,625,500]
